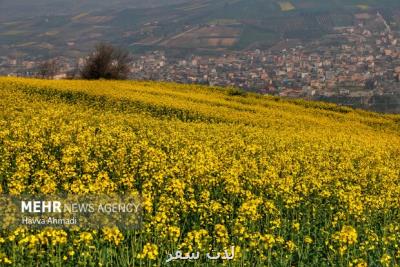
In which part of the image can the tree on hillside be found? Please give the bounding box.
[80,43,131,80]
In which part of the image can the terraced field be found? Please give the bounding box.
[279,2,296,12]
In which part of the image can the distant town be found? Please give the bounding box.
[2,12,400,113]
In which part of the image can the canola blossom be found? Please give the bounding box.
[0,77,400,266]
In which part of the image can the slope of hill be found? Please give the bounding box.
[0,0,191,21]
[2,0,400,56]
[0,77,400,266]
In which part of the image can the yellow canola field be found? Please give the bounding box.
[0,77,400,266]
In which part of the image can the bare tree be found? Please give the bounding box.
[80,43,131,80]
[37,59,59,79]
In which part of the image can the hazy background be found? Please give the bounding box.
[0,0,191,21]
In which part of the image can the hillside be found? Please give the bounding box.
[2,0,400,56]
[0,0,191,21]
[0,77,400,266]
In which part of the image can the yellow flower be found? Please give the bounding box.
[102,227,124,246]
[380,254,392,266]
[77,232,94,245]
[354,259,368,267]
[215,224,229,245]
[137,243,159,260]
[333,226,358,245]
[3,258,12,265]
[304,236,313,244]
[285,240,297,252]
[167,226,180,243]
[262,234,275,249]
[292,222,300,232]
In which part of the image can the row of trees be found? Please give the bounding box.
[38,43,131,80]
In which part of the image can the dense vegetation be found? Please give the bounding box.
[0,77,400,266]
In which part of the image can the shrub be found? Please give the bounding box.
[80,43,131,80]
